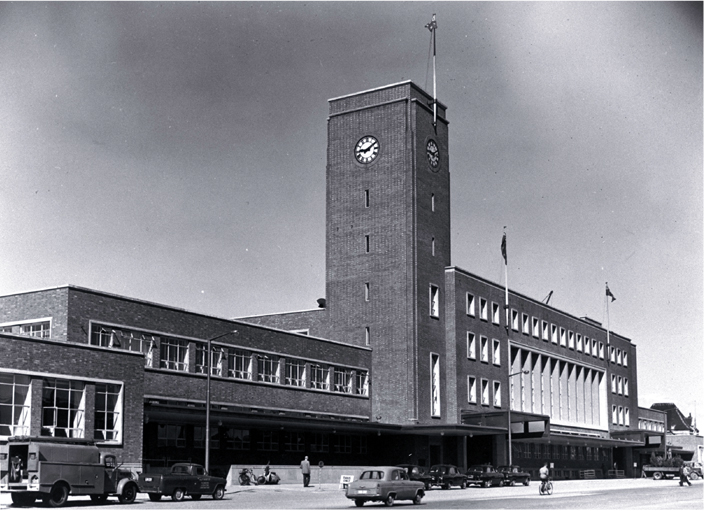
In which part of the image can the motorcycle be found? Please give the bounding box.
[238,467,257,486]
[238,464,280,485]
[256,463,280,485]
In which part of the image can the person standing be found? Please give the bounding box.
[679,464,692,486]
[300,455,311,487]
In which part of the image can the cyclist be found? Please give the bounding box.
[539,462,550,493]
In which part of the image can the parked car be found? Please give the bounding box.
[138,463,226,501]
[396,464,433,490]
[685,461,703,480]
[428,464,467,489]
[345,466,425,507]
[466,464,505,487]
[496,465,531,486]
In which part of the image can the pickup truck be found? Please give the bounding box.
[138,463,226,501]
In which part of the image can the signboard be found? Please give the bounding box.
[339,475,355,489]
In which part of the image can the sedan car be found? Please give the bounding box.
[496,465,531,486]
[428,464,467,489]
[345,466,425,507]
[396,464,433,490]
[466,464,505,487]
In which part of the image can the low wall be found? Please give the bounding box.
[227,465,368,486]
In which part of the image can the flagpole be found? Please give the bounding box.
[426,14,438,131]
[605,282,611,345]
[503,229,509,332]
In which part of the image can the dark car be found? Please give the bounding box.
[465,464,505,488]
[345,466,425,507]
[496,465,531,486]
[397,464,433,490]
[428,464,467,489]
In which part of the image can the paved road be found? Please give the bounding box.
[1,478,701,509]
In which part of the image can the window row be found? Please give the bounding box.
[156,424,367,454]
[0,372,122,443]
[638,419,665,432]
[611,405,631,426]
[610,375,629,397]
[466,333,501,366]
[608,346,629,366]
[467,376,502,408]
[512,442,610,462]
[89,323,368,396]
[466,293,613,361]
[0,319,51,339]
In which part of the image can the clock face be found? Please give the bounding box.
[355,136,380,164]
[426,140,440,170]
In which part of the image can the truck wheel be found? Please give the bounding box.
[11,493,37,506]
[44,483,70,507]
[118,483,138,504]
[384,494,395,506]
[171,488,186,502]
[355,499,365,507]
[653,472,663,480]
[212,485,225,500]
[90,494,108,503]
[148,493,162,501]
[413,492,423,505]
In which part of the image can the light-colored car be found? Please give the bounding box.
[345,466,425,507]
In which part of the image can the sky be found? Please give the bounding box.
[1,2,702,421]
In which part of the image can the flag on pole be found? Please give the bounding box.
[606,284,616,302]
[501,233,507,264]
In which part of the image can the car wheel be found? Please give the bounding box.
[172,488,186,502]
[384,494,395,506]
[498,479,504,487]
[43,483,70,508]
[413,492,423,505]
[653,472,663,480]
[460,480,467,489]
[689,472,699,480]
[508,479,515,486]
[213,485,225,500]
[523,478,530,486]
[148,493,162,501]
[483,480,491,488]
[355,499,365,507]
[119,483,138,504]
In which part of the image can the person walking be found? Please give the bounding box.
[679,464,692,486]
[300,455,311,487]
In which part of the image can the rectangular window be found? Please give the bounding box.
[284,431,305,452]
[493,381,501,407]
[196,345,224,376]
[228,349,252,380]
[430,285,440,318]
[612,405,618,424]
[467,332,476,360]
[617,349,623,365]
[592,340,598,357]
[431,237,435,256]
[480,298,488,321]
[492,339,501,366]
[157,424,185,447]
[522,313,530,334]
[226,428,250,450]
[310,365,329,390]
[481,379,489,405]
[0,319,51,339]
[624,378,629,397]
[94,383,122,443]
[610,346,616,363]
[365,326,370,346]
[257,430,279,451]
[364,282,370,302]
[285,359,306,387]
[619,406,624,426]
[41,378,85,438]
[599,342,605,359]
[560,327,566,346]
[311,433,329,453]
[551,324,558,344]
[623,352,628,367]
[480,336,489,363]
[257,356,280,384]
[431,353,441,416]
[0,373,31,437]
[611,375,617,394]
[160,338,190,372]
[431,193,435,212]
[618,376,623,395]
[365,235,370,253]
[576,334,583,352]
[354,371,369,396]
[467,294,475,316]
[333,435,353,454]
[194,426,219,449]
[511,309,519,331]
[90,325,156,367]
[542,321,549,341]
[492,302,500,325]
[625,408,630,427]
[333,368,352,394]
[568,331,575,349]
[364,189,370,208]
[468,376,477,403]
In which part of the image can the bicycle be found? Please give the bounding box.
[238,468,258,486]
[539,477,553,495]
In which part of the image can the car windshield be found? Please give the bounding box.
[360,471,384,480]
[431,467,447,474]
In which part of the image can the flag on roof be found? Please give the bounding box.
[606,284,616,302]
[501,233,507,264]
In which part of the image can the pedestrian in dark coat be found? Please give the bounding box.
[300,456,311,487]
[679,465,692,486]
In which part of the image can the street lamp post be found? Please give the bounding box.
[205,330,237,473]
[507,368,529,466]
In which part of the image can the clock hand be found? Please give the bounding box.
[362,143,377,155]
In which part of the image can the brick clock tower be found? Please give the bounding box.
[325,82,450,425]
